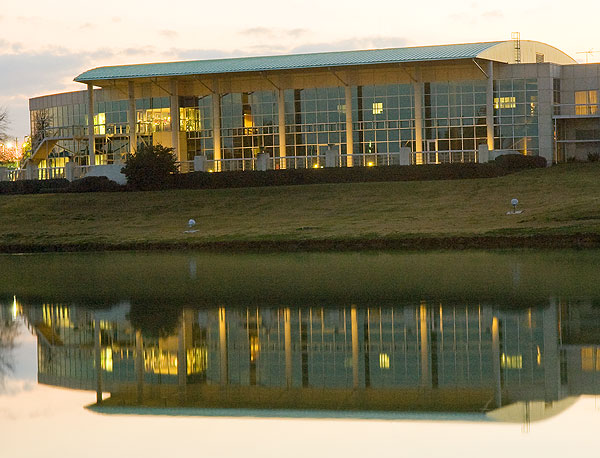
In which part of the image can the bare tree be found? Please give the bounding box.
[0,319,19,387]
[0,107,8,144]
[31,109,53,151]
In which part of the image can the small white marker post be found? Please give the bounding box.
[506,198,523,215]
[184,218,199,233]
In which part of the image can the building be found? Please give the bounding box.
[21,39,600,180]
[9,299,600,415]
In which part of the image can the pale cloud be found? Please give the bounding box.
[290,36,409,54]
[483,10,504,19]
[159,29,178,39]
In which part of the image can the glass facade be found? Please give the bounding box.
[28,73,547,169]
[494,78,539,156]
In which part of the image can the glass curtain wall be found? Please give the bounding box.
[422,80,488,164]
[220,91,278,171]
[180,95,213,161]
[494,78,539,156]
[352,84,415,166]
[284,87,346,168]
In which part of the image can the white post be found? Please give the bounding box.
[278,88,286,169]
[0,167,7,182]
[193,155,206,172]
[170,79,181,161]
[478,144,490,163]
[486,60,495,151]
[128,81,136,156]
[399,147,411,166]
[345,85,354,167]
[87,84,96,166]
[325,145,338,167]
[65,162,75,182]
[212,91,221,172]
[413,68,423,157]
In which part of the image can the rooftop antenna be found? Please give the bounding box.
[511,32,521,63]
[576,49,599,63]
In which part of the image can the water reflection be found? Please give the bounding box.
[5,299,599,421]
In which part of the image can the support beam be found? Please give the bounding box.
[135,330,144,403]
[219,307,228,385]
[87,84,96,166]
[413,68,423,159]
[284,307,292,388]
[128,81,136,156]
[351,306,359,389]
[94,316,102,403]
[212,91,221,171]
[278,88,286,169]
[170,79,181,161]
[486,60,495,151]
[345,85,354,167]
[492,316,502,408]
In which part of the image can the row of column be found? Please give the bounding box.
[86,63,496,167]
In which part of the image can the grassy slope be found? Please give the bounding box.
[0,163,599,250]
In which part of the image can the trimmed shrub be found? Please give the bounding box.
[587,152,600,162]
[0,178,70,195]
[67,176,123,193]
[494,154,546,170]
[121,143,178,190]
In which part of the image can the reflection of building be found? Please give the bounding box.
[11,300,599,413]
[22,39,600,176]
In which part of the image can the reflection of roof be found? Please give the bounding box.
[75,41,505,82]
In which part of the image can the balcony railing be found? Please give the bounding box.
[553,103,600,117]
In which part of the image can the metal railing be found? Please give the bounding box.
[553,103,600,117]
[2,149,482,183]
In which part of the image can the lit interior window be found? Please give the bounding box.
[372,102,383,115]
[101,347,113,372]
[379,353,390,369]
[493,97,516,109]
[501,353,523,369]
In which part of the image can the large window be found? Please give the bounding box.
[493,78,539,156]
[575,90,598,115]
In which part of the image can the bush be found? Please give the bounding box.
[0,178,69,195]
[67,176,123,193]
[494,153,547,170]
[121,143,178,190]
[587,152,600,162]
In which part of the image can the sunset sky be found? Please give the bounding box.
[1,0,599,140]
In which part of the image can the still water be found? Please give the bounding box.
[1,250,599,457]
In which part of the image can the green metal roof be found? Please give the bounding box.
[74,41,504,83]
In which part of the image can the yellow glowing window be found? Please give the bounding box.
[494,97,516,109]
[379,353,390,369]
[575,90,598,115]
[144,349,178,375]
[187,347,208,375]
[372,102,383,115]
[101,347,113,372]
[337,104,346,113]
[501,353,523,369]
[581,347,599,371]
[250,336,260,362]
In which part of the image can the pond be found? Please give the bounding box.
[1,250,599,457]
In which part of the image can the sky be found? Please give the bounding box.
[1,0,600,141]
[2,321,600,458]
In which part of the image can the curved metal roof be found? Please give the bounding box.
[74,41,505,83]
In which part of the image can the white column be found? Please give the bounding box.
[278,88,286,169]
[170,79,181,161]
[543,301,561,401]
[128,81,136,155]
[94,316,102,403]
[345,85,354,167]
[413,69,423,156]
[492,316,502,407]
[212,90,221,171]
[87,84,96,166]
[284,308,292,388]
[351,306,359,389]
[219,307,228,385]
[486,60,495,151]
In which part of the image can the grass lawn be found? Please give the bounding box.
[0,163,599,250]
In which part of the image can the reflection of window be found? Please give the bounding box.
[379,353,390,369]
[581,347,600,371]
[575,90,598,115]
[501,353,523,369]
[494,97,516,109]
[372,102,383,115]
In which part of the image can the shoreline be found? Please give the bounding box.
[1,233,599,254]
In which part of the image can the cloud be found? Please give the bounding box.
[79,22,96,30]
[483,10,504,19]
[290,36,409,54]
[159,29,178,39]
